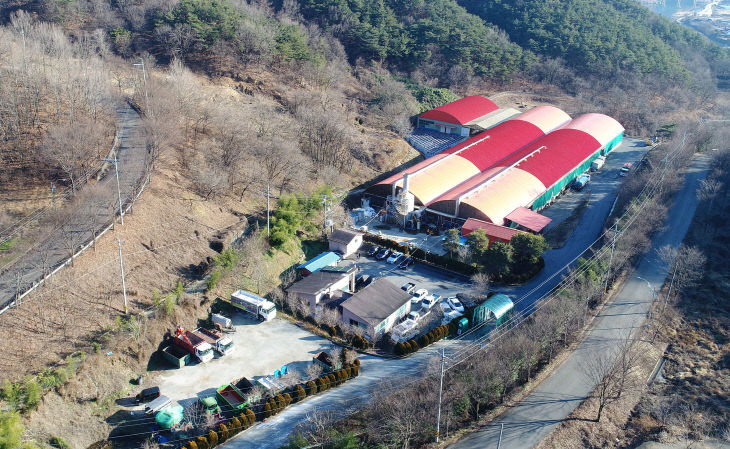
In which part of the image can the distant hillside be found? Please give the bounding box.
[457,0,728,81]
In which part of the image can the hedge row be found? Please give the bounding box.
[182,408,255,449]
[363,234,478,275]
[351,334,369,349]
[394,320,464,355]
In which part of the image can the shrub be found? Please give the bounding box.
[216,423,228,442]
[230,417,242,434]
[207,269,222,291]
[351,365,359,376]
[208,429,219,446]
[91,342,101,353]
[263,401,272,418]
[188,442,198,449]
[23,377,41,411]
[294,385,306,402]
[283,392,292,406]
[275,395,285,412]
[394,342,404,355]
[196,436,209,449]
[49,436,72,449]
[328,374,336,387]
[305,380,317,396]
[353,358,360,366]
[245,408,256,424]
[316,377,326,392]
[238,413,249,429]
[344,366,352,378]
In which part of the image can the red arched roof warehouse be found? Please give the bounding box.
[419,96,499,125]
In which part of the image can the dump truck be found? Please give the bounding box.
[233,377,255,395]
[215,384,248,413]
[172,326,214,363]
[231,290,277,322]
[162,345,191,368]
[195,327,234,356]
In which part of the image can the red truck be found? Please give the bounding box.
[195,327,234,356]
[173,326,214,363]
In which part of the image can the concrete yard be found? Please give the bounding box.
[149,316,336,408]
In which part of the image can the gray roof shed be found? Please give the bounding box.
[340,278,412,326]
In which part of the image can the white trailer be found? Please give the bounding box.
[231,290,277,322]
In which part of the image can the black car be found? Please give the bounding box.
[135,386,161,404]
[398,257,413,269]
[376,248,391,260]
[367,245,380,257]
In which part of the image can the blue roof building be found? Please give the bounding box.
[298,251,342,276]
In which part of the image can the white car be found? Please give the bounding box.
[387,251,403,264]
[446,297,465,314]
[442,309,461,325]
[406,311,422,322]
[421,294,441,310]
[411,288,428,304]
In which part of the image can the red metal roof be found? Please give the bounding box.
[419,96,499,126]
[515,129,601,187]
[505,207,552,233]
[443,120,544,171]
[461,218,522,241]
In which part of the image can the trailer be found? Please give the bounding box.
[161,345,190,368]
[256,376,286,395]
[215,384,248,413]
[212,313,235,333]
[233,377,255,395]
[194,327,234,356]
[230,290,277,322]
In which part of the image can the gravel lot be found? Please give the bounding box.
[147,316,336,408]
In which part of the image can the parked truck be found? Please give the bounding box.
[162,345,191,368]
[233,377,255,395]
[195,327,234,356]
[231,290,277,322]
[572,174,590,190]
[590,155,606,171]
[215,384,248,413]
[212,313,235,333]
[173,326,214,363]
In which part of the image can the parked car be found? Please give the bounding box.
[446,297,465,314]
[401,282,416,294]
[442,309,462,325]
[398,256,413,269]
[590,155,606,171]
[135,386,161,404]
[407,311,422,322]
[367,245,380,257]
[421,294,441,310]
[572,174,590,190]
[619,162,632,177]
[376,248,391,260]
[387,251,403,264]
[411,288,428,304]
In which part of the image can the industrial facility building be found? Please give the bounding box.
[366,99,624,240]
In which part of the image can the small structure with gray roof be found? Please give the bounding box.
[328,228,363,257]
[287,266,356,314]
[340,278,412,340]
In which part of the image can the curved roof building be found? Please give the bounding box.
[419,96,499,125]
[449,114,624,224]
[369,106,572,205]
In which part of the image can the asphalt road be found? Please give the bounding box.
[448,153,711,449]
[499,138,649,312]
[0,102,148,311]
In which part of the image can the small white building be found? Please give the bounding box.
[328,229,363,258]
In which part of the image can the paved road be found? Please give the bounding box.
[449,153,711,449]
[499,138,649,313]
[0,103,148,311]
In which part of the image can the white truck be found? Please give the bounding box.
[231,290,277,322]
[195,327,234,356]
[391,319,419,343]
[591,155,606,171]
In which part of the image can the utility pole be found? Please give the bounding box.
[435,348,445,443]
[603,222,619,293]
[321,195,330,236]
[15,272,21,306]
[266,181,271,237]
[663,263,678,313]
[133,58,149,112]
[103,156,124,226]
[51,182,56,211]
[117,235,128,315]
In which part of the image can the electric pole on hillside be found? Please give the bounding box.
[103,155,124,226]
[322,195,332,236]
[117,235,128,315]
[132,58,149,113]
[604,222,619,293]
[265,181,271,237]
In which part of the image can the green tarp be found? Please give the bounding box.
[155,405,183,429]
